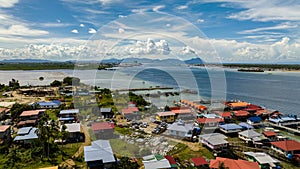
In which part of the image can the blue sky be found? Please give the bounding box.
[0,0,299,62]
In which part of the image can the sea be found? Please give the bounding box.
[0,65,299,115]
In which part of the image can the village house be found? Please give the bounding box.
[190,156,209,168]
[166,120,195,139]
[270,140,300,157]
[122,107,140,120]
[226,101,248,110]
[247,116,263,126]
[209,157,260,169]
[0,125,11,145]
[269,115,298,126]
[14,126,38,144]
[84,140,117,169]
[142,154,172,169]
[232,110,250,121]
[238,130,262,144]
[170,106,194,120]
[36,100,60,109]
[100,108,114,118]
[199,133,228,150]
[238,122,254,130]
[244,152,281,169]
[164,155,178,169]
[92,122,115,139]
[63,123,84,142]
[156,111,176,123]
[59,109,79,124]
[219,123,243,134]
[0,108,10,120]
[263,131,277,141]
[214,111,232,122]
[18,109,45,127]
[197,118,224,130]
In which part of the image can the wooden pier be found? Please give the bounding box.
[265,122,300,135]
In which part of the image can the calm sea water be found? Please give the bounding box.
[0,66,299,114]
[121,65,300,115]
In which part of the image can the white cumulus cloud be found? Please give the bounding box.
[88,28,97,34]
[0,0,19,8]
[0,25,49,36]
[80,23,85,27]
[71,29,79,34]
[127,38,170,55]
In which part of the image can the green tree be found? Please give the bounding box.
[164,105,171,111]
[10,103,33,121]
[118,157,139,169]
[50,80,62,87]
[63,76,80,86]
[8,78,20,90]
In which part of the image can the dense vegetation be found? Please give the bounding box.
[224,63,300,70]
[0,62,75,70]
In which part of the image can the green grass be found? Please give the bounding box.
[110,139,140,157]
[168,143,214,160]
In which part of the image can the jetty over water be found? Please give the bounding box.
[114,87,173,92]
[265,122,300,135]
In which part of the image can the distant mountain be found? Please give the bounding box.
[1,59,57,63]
[184,58,204,64]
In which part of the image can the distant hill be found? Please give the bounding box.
[184,58,204,64]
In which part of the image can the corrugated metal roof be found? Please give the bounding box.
[167,122,193,133]
[100,108,112,113]
[14,127,38,141]
[84,140,115,163]
[59,109,79,115]
[64,123,81,133]
[244,152,280,164]
[17,127,32,135]
[239,130,261,138]
[239,122,254,129]
[199,133,228,146]
[248,117,262,122]
[219,123,243,130]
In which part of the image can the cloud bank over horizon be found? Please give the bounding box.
[0,0,299,62]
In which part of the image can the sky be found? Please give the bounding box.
[0,0,299,62]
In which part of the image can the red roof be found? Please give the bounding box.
[263,131,276,137]
[210,157,259,169]
[0,125,10,132]
[170,109,191,114]
[190,157,208,166]
[17,119,37,126]
[20,110,44,117]
[165,155,177,165]
[254,109,270,116]
[234,110,250,117]
[271,140,300,151]
[92,122,115,131]
[215,111,232,117]
[157,111,175,116]
[122,107,139,114]
[197,118,224,124]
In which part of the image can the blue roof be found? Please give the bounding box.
[219,123,243,130]
[37,101,59,106]
[239,122,254,129]
[248,116,262,122]
[60,109,79,115]
[14,127,38,141]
